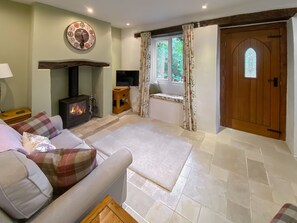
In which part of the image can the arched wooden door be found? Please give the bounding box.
[220,23,287,139]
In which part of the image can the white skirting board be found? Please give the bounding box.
[149,98,183,126]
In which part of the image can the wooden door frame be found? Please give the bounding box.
[220,23,287,140]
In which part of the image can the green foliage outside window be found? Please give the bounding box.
[156,36,183,83]
[171,37,183,83]
[156,40,168,79]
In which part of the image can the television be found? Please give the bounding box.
[116,70,139,86]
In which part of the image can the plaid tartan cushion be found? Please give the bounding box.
[27,148,97,194]
[12,111,59,139]
[271,203,297,223]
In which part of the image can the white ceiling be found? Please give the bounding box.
[13,0,297,29]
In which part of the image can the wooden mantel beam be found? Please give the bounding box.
[38,60,110,69]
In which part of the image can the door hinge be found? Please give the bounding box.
[267,128,281,134]
[267,35,282,39]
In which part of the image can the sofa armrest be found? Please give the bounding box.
[49,115,63,131]
[29,149,132,223]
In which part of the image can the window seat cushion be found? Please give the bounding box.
[150,93,183,103]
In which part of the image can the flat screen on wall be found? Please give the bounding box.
[116,70,139,86]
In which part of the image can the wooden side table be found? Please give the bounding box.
[113,87,131,114]
[81,195,137,223]
[0,107,31,125]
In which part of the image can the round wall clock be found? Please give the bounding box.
[66,21,96,50]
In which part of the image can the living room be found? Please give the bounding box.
[1,0,297,222]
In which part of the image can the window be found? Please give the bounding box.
[152,36,183,84]
[244,48,257,78]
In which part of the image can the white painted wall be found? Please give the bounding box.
[194,25,220,133]
[121,25,220,133]
[121,29,141,112]
[121,29,141,70]
[287,16,297,156]
[149,98,183,126]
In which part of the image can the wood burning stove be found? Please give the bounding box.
[59,95,90,128]
[59,66,90,128]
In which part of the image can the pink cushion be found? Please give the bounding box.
[0,124,28,154]
[12,111,60,139]
[27,149,97,194]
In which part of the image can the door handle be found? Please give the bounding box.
[268,77,278,87]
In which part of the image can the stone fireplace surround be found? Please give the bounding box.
[38,60,110,120]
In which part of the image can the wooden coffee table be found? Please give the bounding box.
[81,195,137,223]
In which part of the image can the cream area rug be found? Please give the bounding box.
[92,124,192,191]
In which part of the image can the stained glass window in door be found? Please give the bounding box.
[244,48,257,78]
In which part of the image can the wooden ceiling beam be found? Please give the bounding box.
[134,8,297,38]
[200,8,297,27]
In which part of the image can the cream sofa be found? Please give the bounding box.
[0,116,132,223]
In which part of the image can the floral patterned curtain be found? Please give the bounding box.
[182,24,197,131]
[139,32,152,118]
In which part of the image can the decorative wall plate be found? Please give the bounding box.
[66,21,96,50]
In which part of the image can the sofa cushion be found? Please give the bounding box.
[12,111,60,139]
[0,124,28,154]
[0,151,53,219]
[27,148,98,194]
[23,132,56,153]
[50,129,84,149]
[149,83,162,94]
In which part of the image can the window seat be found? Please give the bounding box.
[150,93,184,103]
[149,93,183,126]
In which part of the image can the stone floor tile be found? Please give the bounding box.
[159,176,188,210]
[247,159,268,185]
[181,130,205,142]
[170,213,191,223]
[262,147,297,170]
[200,136,216,155]
[249,180,273,202]
[210,164,229,182]
[129,173,147,188]
[142,179,164,198]
[175,194,201,222]
[265,163,297,184]
[292,183,297,196]
[245,150,264,163]
[183,170,227,215]
[198,207,232,223]
[124,205,149,223]
[187,149,212,173]
[146,201,174,223]
[213,142,247,177]
[226,199,251,223]
[85,129,112,144]
[251,195,281,223]
[273,140,292,155]
[126,183,155,218]
[269,175,297,205]
[230,138,261,154]
[180,165,191,178]
[142,175,187,211]
[226,173,250,208]
[127,169,135,179]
